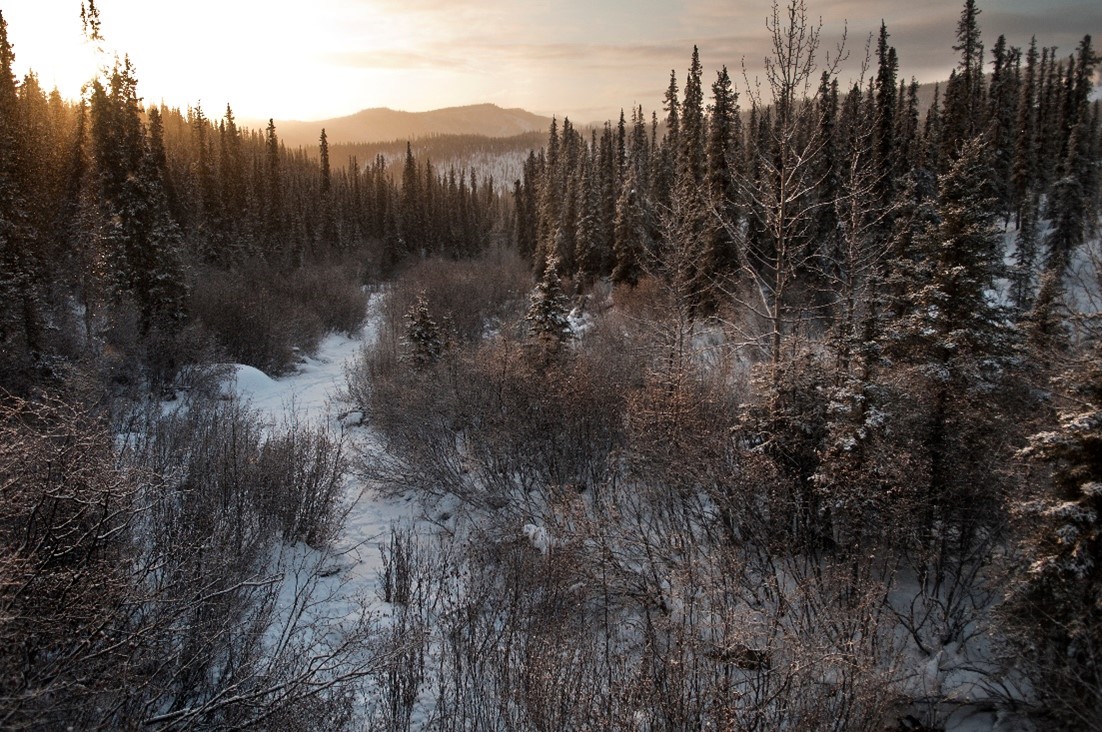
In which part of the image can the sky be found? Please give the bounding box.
[2,1,1099,124]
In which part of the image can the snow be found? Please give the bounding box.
[522,523,553,554]
[212,294,438,722]
[219,331,369,423]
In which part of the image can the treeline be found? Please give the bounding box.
[0,10,507,392]
[517,9,1100,298]
[329,130,545,180]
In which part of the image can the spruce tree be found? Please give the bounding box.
[874,21,898,192]
[1012,38,1039,220]
[525,256,572,352]
[678,46,705,187]
[1045,121,1089,271]
[0,10,26,350]
[612,165,647,286]
[264,118,284,259]
[1010,194,1041,311]
[940,0,984,164]
[887,136,1011,548]
[400,141,421,258]
[987,35,1020,220]
[403,291,445,369]
[705,66,741,279]
[1011,338,1102,728]
[318,128,337,252]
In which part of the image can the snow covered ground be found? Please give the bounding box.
[217,295,429,713]
[218,295,407,588]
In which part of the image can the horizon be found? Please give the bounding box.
[3,1,1100,125]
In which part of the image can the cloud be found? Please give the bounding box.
[326,50,474,71]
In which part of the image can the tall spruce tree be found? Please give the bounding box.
[1011,338,1102,728]
[1012,38,1040,220]
[706,66,741,279]
[887,136,1012,551]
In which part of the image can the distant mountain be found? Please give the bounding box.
[265,104,553,148]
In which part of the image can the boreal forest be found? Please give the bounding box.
[2,0,1101,729]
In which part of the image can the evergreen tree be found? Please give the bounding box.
[525,256,572,352]
[1010,194,1041,311]
[678,46,706,187]
[400,141,421,258]
[940,0,985,164]
[318,128,337,252]
[898,136,1005,364]
[1012,38,1039,219]
[612,165,648,287]
[264,118,284,258]
[652,70,680,208]
[893,78,921,180]
[1045,121,1090,271]
[1012,338,1102,728]
[0,9,29,354]
[705,65,741,279]
[987,35,1020,220]
[874,21,899,194]
[403,291,445,369]
[887,137,1012,550]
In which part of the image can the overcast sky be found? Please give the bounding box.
[3,1,1099,123]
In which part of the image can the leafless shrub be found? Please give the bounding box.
[192,260,367,375]
[0,389,381,730]
[0,392,137,730]
[256,413,353,548]
[384,249,531,344]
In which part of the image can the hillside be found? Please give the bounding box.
[265,103,553,147]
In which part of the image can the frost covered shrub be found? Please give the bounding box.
[191,260,367,375]
[288,260,369,337]
[384,248,531,344]
[191,265,310,374]
[0,393,137,729]
[256,415,350,549]
[361,332,630,505]
[142,395,350,550]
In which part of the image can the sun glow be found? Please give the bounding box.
[3,0,402,120]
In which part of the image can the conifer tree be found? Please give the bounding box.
[940,0,985,165]
[534,118,561,278]
[1046,121,1090,271]
[1010,194,1041,311]
[894,78,921,181]
[318,128,337,252]
[0,9,29,354]
[705,66,741,279]
[887,136,1012,548]
[678,46,706,187]
[898,136,1005,365]
[987,35,1020,220]
[652,70,680,208]
[1011,338,1102,728]
[874,21,899,193]
[400,141,421,257]
[612,165,647,287]
[403,291,445,369]
[1011,38,1039,219]
[525,256,572,352]
[264,118,284,258]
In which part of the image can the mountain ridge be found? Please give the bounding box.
[252,103,553,148]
